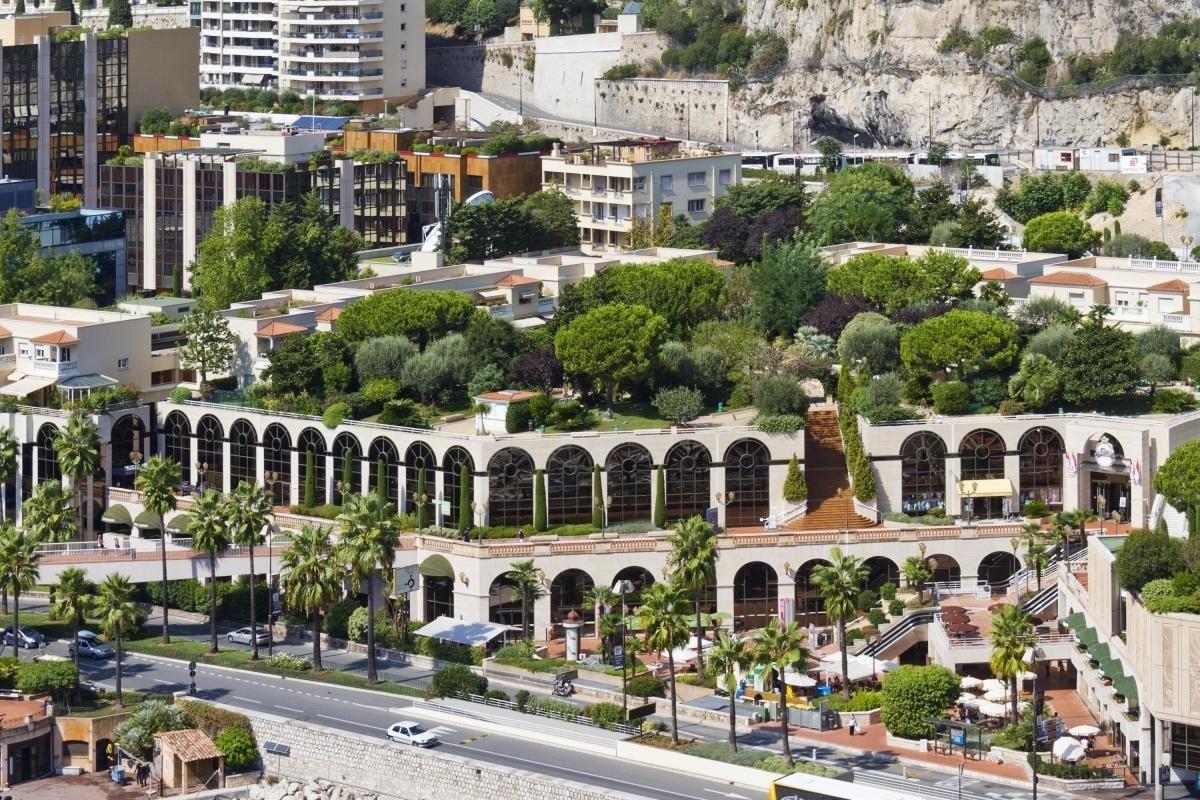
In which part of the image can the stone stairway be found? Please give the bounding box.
[793,407,877,531]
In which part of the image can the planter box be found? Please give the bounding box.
[834,708,882,728]
[884,732,928,751]
[1035,773,1125,792]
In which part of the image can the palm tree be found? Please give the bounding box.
[634,581,691,743]
[902,555,932,606]
[92,574,139,708]
[666,515,718,672]
[810,547,868,698]
[281,524,341,671]
[990,603,1036,724]
[0,524,39,660]
[597,612,621,664]
[753,617,809,766]
[0,428,18,522]
[505,559,544,642]
[583,584,617,643]
[228,481,272,660]
[51,566,90,686]
[52,413,101,539]
[1024,530,1051,592]
[135,455,181,645]
[709,631,752,753]
[337,492,397,683]
[22,480,77,544]
[189,489,229,654]
[1069,507,1098,545]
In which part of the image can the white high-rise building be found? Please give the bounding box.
[199,0,423,108]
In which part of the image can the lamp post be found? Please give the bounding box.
[613,578,633,721]
[470,501,488,542]
[714,491,736,532]
[265,471,282,657]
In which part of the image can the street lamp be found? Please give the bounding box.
[612,578,634,722]
[264,471,282,658]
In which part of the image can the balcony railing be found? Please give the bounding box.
[27,359,77,378]
[1108,305,1149,321]
[1162,313,1192,332]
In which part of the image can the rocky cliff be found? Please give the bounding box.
[734,0,1200,149]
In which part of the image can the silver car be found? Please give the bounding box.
[226,627,270,646]
[68,636,114,660]
[386,721,439,747]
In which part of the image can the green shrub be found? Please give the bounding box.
[603,62,640,79]
[856,589,879,612]
[753,414,806,433]
[547,400,594,430]
[782,455,807,502]
[178,701,252,739]
[322,402,350,429]
[1029,753,1112,779]
[880,665,960,740]
[346,606,370,643]
[1144,592,1200,614]
[527,697,579,718]
[515,689,531,711]
[214,727,258,772]
[324,596,362,639]
[626,674,665,698]
[1152,388,1197,414]
[1022,499,1050,518]
[586,701,625,729]
[264,652,312,671]
[753,374,809,416]
[1140,578,1177,603]
[931,380,970,414]
[888,598,906,616]
[1083,179,1129,217]
[15,660,77,702]
[380,398,422,427]
[879,582,897,601]
[991,715,1032,750]
[824,689,884,711]
[430,664,488,698]
[505,400,532,433]
[998,399,1026,416]
[169,387,192,403]
[528,393,555,425]
[483,689,510,702]
[868,607,888,625]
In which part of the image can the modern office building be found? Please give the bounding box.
[199,0,424,110]
[99,129,406,293]
[541,139,741,252]
[0,21,198,205]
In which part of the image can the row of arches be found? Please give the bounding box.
[465,551,1025,632]
[901,426,1066,515]
[165,413,773,526]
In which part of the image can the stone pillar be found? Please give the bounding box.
[222,160,238,207]
[533,591,552,643]
[35,36,50,201]
[397,464,407,514]
[338,159,355,231]
[86,475,95,540]
[434,468,446,528]
[360,456,371,498]
[767,461,789,523]
[456,588,489,624]
[142,157,158,292]
[12,458,21,526]
[710,465,726,530]
[945,462,961,518]
[255,442,265,487]
[473,472,488,526]
[1004,453,1021,517]
[0,740,8,788]
[324,452,335,505]
[563,610,583,661]
[83,35,98,208]
[30,444,38,488]
[716,584,735,628]
[289,448,300,507]
[221,440,231,494]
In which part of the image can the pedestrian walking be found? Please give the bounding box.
[848,716,858,736]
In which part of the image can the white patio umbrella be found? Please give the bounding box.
[980,678,1006,693]
[957,693,983,708]
[977,700,1008,718]
[784,669,817,688]
[983,687,1009,703]
[1069,724,1101,738]
[960,675,984,689]
[1016,670,1038,683]
[1053,736,1085,763]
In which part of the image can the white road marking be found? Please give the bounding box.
[316,714,379,731]
[275,705,303,713]
[231,696,262,704]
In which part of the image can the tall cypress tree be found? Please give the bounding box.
[653,464,666,529]
[534,468,547,532]
[108,0,133,28]
[457,464,471,533]
[415,467,428,529]
[591,464,604,529]
[303,450,316,508]
[341,448,354,497]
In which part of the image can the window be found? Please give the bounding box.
[117,357,129,370]
[18,344,28,358]
[1158,296,1179,313]
[659,174,673,191]
[632,176,646,191]
[1172,723,1200,772]
[1068,292,1085,306]
[718,169,732,185]
[1114,291,1130,307]
[60,347,71,362]
[687,199,705,213]
[687,171,705,186]
[34,346,45,360]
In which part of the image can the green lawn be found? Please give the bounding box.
[0,611,75,640]
[66,689,158,717]
[587,402,671,433]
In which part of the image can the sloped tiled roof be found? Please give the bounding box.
[154,729,222,762]
[30,330,79,345]
[315,307,343,322]
[979,267,1019,281]
[1146,279,1191,294]
[256,321,308,337]
[495,275,542,287]
[1028,272,1107,287]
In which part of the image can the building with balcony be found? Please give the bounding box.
[201,0,424,111]
[0,24,199,204]
[540,139,741,252]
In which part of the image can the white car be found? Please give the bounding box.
[386,721,439,747]
[226,627,270,646]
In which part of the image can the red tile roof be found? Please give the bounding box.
[315,307,343,322]
[1028,272,1107,287]
[475,390,538,403]
[979,268,1019,281]
[256,321,308,337]
[495,275,542,287]
[1147,279,1191,294]
[30,330,79,345]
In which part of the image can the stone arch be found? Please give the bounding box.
[488,573,522,627]
[926,553,961,584]
[1018,427,1063,513]
[794,558,830,626]
[368,437,400,505]
[420,554,455,622]
[900,431,946,515]
[443,447,474,527]
[550,568,594,625]
[195,415,223,492]
[612,566,655,609]
[863,556,900,591]
[665,440,711,522]
[297,428,327,507]
[332,432,362,504]
[110,415,147,489]
[163,411,191,485]
[263,424,292,506]
[546,445,593,526]
[605,442,652,524]
[35,422,61,485]
[228,419,257,491]
[978,551,1022,586]
[734,561,777,631]
[725,439,770,528]
[488,447,534,527]
[405,442,436,517]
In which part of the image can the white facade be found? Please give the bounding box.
[200,0,424,102]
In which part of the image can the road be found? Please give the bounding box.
[17,605,1082,800]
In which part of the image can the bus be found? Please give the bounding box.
[741,151,783,170]
[769,772,926,800]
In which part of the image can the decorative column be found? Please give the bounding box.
[710,464,726,530]
[324,452,335,505]
[563,609,583,661]
[289,448,300,507]
[532,589,553,643]
[434,468,446,529]
[221,439,231,494]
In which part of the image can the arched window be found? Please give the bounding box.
[263,424,291,506]
[405,442,436,516]
[960,429,1006,519]
[164,412,191,485]
[443,447,474,527]
[35,423,60,486]
[297,428,327,507]
[1019,427,1063,511]
[734,562,777,631]
[110,416,146,489]
[332,432,362,504]
[605,443,652,524]
[724,439,769,527]
[665,441,711,522]
[550,569,595,625]
[368,438,400,505]
[901,432,946,515]
[488,448,534,526]
[196,416,223,492]
[546,445,594,525]
[488,574,522,626]
[794,559,830,626]
[229,420,257,491]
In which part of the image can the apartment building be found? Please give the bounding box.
[0,23,198,204]
[200,0,424,111]
[541,139,740,252]
[99,129,407,293]
[0,304,154,404]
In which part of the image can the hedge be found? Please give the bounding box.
[626,674,665,698]
[430,664,488,698]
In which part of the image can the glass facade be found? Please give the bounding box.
[2,45,39,185]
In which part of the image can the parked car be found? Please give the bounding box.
[3,627,44,649]
[68,636,114,660]
[386,721,439,747]
[226,627,270,646]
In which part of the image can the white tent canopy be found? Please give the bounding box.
[415,616,517,647]
[1053,736,1085,763]
[812,654,898,683]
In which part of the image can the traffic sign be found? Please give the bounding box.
[627,702,656,720]
[613,644,624,668]
[394,565,420,594]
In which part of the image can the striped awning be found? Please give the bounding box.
[100,504,132,526]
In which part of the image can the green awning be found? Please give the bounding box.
[1087,642,1111,662]
[1112,673,1139,704]
[1075,627,1099,647]
[133,510,160,530]
[1064,612,1085,630]
[1100,658,1127,680]
[166,514,192,535]
[100,504,132,526]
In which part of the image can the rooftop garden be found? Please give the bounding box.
[198,87,358,117]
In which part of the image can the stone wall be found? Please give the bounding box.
[81,5,191,29]
[239,706,642,800]
[427,43,535,102]
[596,79,730,144]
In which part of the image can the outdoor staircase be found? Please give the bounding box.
[792,407,877,531]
